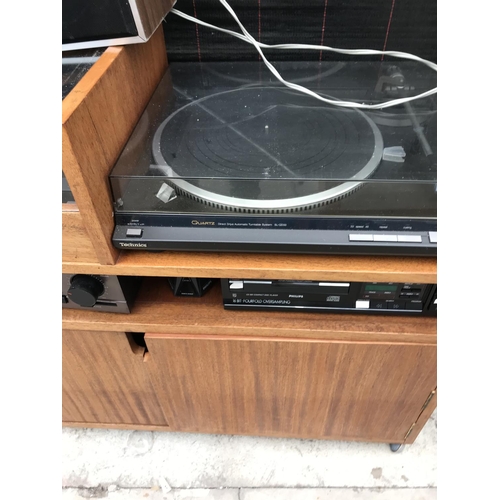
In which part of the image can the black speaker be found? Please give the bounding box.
[167,278,215,297]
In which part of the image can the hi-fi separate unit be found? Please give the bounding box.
[62,274,142,313]
[222,279,437,316]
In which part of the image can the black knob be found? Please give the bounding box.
[67,275,104,307]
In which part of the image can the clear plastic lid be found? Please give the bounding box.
[110,61,436,216]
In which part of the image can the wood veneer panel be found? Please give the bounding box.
[62,329,168,426]
[134,0,176,38]
[62,252,437,283]
[62,28,167,265]
[405,388,437,444]
[62,210,99,264]
[145,334,437,442]
[62,279,436,344]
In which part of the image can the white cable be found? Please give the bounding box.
[169,0,437,110]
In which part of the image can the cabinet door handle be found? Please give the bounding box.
[125,332,146,357]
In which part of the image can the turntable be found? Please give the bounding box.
[110,61,437,256]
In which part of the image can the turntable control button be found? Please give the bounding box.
[349,234,374,242]
[374,234,398,242]
[397,235,422,243]
[428,231,438,243]
[355,300,370,309]
[126,228,143,237]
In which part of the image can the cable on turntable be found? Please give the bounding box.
[169,0,437,110]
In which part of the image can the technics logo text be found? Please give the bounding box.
[119,242,147,248]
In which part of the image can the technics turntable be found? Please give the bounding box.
[110,61,437,256]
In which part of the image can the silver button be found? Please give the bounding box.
[374,234,398,242]
[397,235,422,243]
[349,234,374,241]
[429,231,437,243]
[229,280,244,289]
[319,282,350,287]
[356,300,370,309]
[126,228,143,237]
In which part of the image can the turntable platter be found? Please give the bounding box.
[152,87,383,213]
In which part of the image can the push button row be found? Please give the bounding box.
[355,300,423,310]
[349,234,422,243]
[349,232,437,243]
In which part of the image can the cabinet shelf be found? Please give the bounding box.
[62,250,437,283]
[63,278,436,345]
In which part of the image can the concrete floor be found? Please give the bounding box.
[62,488,437,499]
[62,410,436,499]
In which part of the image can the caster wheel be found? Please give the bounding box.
[389,443,404,453]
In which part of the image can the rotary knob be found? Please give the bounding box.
[67,275,105,307]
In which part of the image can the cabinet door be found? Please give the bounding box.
[145,335,436,442]
[63,329,168,427]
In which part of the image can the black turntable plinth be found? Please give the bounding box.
[110,61,437,256]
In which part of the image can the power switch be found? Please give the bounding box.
[355,300,370,309]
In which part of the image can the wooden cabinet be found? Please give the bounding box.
[144,334,436,443]
[60,26,437,446]
[62,329,168,428]
[61,320,436,443]
[62,280,437,444]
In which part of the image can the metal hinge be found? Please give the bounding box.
[403,389,437,442]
